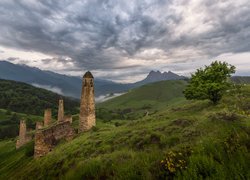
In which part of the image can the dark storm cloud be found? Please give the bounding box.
[0,0,250,77]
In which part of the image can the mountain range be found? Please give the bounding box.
[0,61,186,99]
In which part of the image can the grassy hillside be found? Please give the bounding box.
[0,79,79,139]
[0,84,249,179]
[0,79,79,116]
[97,80,187,120]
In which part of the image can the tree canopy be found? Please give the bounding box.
[184,61,236,104]
[0,79,79,116]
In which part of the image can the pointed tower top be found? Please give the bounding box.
[83,71,94,78]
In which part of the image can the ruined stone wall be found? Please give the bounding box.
[16,120,32,149]
[57,99,64,122]
[36,121,43,130]
[34,121,75,158]
[63,115,72,123]
[44,109,52,126]
[79,72,96,132]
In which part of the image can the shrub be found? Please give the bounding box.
[184,61,235,104]
[160,147,192,178]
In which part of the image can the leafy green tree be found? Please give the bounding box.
[0,79,79,116]
[184,61,236,104]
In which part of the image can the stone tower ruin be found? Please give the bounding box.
[79,71,96,132]
[44,108,52,126]
[16,119,32,149]
[16,119,26,149]
[57,98,64,123]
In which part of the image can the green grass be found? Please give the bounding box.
[0,109,44,121]
[0,78,79,139]
[98,80,187,109]
[0,83,250,179]
[97,80,187,120]
[0,109,44,139]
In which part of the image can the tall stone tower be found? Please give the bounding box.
[16,119,27,149]
[44,108,52,126]
[79,71,96,132]
[57,98,64,123]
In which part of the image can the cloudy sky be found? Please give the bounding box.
[0,0,250,83]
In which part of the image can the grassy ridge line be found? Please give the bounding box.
[96,80,187,120]
[98,80,187,109]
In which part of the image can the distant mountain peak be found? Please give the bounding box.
[0,61,187,99]
[146,70,180,78]
[135,70,186,86]
[148,70,160,76]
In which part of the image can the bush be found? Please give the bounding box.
[184,61,235,104]
[160,147,192,178]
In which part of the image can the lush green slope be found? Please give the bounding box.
[0,79,79,116]
[97,80,187,120]
[0,84,249,179]
[0,79,79,139]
